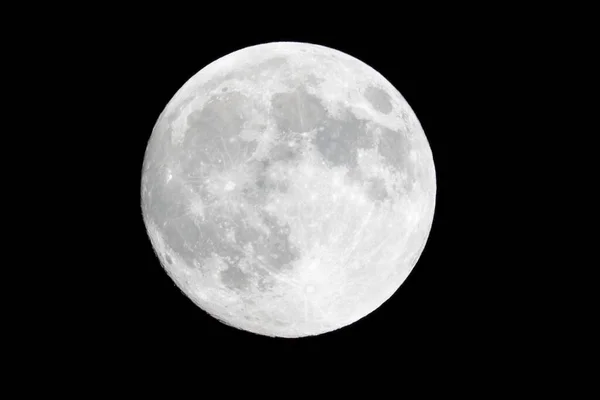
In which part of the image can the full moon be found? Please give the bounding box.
[141,42,436,338]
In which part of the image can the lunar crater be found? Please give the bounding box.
[364,85,393,114]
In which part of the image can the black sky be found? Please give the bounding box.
[71,19,516,375]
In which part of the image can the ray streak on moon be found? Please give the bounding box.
[141,42,436,338]
[342,203,376,264]
[219,136,234,166]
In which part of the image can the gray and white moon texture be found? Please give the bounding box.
[141,42,436,338]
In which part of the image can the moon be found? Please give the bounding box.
[141,42,436,338]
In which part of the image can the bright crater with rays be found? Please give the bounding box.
[141,42,436,338]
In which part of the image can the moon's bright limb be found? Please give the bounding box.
[141,42,436,338]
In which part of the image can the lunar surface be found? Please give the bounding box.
[141,42,436,338]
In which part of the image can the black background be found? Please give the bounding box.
[68,16,518,377]
[12,4,584,390]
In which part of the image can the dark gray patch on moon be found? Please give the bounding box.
[378,127,416,191]
[143,179,195,233]
[240,162,270,206]
[166,187,300,292]
[364,86,393,114]
[255,212,299,271]
[365,177,389,203]
[223,210,299,274]
[220,264,251,291]
[161,216,201,266]
[245,158,292,199]
[267,141,301,164]
[241,143,299,199]
[185,92,244,142]
[231,217,261,247]
[163,210,235,270]
[314,108,374,170]
[201,215,246,258]
[379,128,414,176]
[271,87,326,133]
[180,91,257,178]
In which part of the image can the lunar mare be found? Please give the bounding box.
[141,42,436,337]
